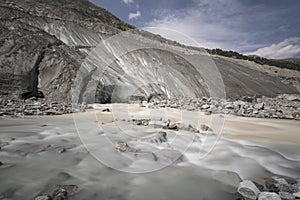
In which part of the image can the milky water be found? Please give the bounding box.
[0,105,299,199]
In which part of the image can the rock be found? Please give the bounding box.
[35,194,52,200]
[148,120,165,128]
[133,119,150,126]
[286,95,300,101]
[168,122,178,130]
[280,177,297,185]
[279,192,296,200]
[280,183,298,194]
[254,103,264,110]
[265,177,281,193]
[38,144,51,152]
[241,96,254,102]
[186,105,195,111]
[201,104,210,109]
[266,177,298,194]
[258,192,281,200]
[46,110,63,115]
[225,103,234,109]
[0,142,10,148]
[213,170,242,193]
[293,192,300,199]
[54,185,78,196]
[253,181,265,192]
[189,127,200,133]
[56,148,66,154]
[102,108,110,112]
[115,141,130,152]
[200,124,211,131]
[237,180,261,200]
[141,131,168,144]
[52,188,68,200]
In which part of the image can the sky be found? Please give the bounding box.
[90,0,300,59]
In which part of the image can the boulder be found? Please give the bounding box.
[200,124,211,131]
[46,110,63,115]
[279,192,296,200]
[293,192,300,199]
[253,181,265,192]
[148,120,165,128]
[254,103,264,110]
[201,104,210,109]
[266,176,298,193]
[115,141,130,152]
[258,192,281,200]
[168,122,178,130]
[53,185,78,196]
[102,108,110,112]
[141,131,168,144]
[52,188,68,200]
[286,95,300,101]
[237,180,261,200]
[212,170,242,193]
[265,177,283,193]
[35,195,52,200]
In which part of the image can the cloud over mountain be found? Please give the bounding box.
[121,0,134,4]
[247,37,300,59]
[128,11,141,20]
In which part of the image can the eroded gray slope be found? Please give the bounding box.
[0,0,298,104]
[213,57,298,98]
[0,17,84,102]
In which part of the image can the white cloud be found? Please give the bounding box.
[144,0,254,51]
[121,0,134,4]
[247,37,300,59]
[128,11,141,20]
[143,0,299,56]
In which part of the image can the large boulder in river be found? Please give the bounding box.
[212,170,242,193]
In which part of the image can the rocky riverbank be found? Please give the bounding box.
[147,94,300,120]
[0,97,86,117]
[214,170,300,200]
[0,94,299,120]
[32,161,300,200]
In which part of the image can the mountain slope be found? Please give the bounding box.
[0,0,299,104]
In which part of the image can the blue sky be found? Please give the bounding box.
[90,0,300,59]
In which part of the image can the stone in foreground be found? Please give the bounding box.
[212,170,242,193]
[258,192,281,200]
[237,180,261,200]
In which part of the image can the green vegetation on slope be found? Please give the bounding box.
[35,0,134,31]
[206,48,300,71]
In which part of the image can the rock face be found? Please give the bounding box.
[0,0,299,104]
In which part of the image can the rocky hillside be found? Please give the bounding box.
[0,0,299,104]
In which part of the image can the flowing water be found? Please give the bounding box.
[0,104,299,200]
